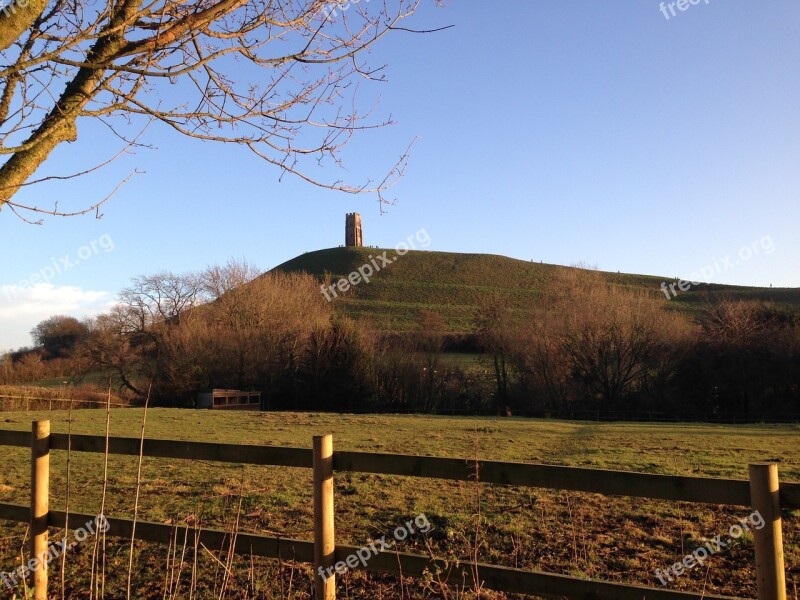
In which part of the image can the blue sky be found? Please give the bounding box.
[1,1,799,350]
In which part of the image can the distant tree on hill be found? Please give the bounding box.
[201,259,261,301]
[30,315,89,358]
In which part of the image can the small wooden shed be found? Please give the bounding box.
[197,389,261,410]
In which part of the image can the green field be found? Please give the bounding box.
[0,409,797,598]
[272,247,800,332]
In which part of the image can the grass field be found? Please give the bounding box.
[0,409,798,598]
[271,247,800,333]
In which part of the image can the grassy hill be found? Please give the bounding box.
[272,247,800,332]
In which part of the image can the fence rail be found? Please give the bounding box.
[0,394,133,411]
[0,424,791,600]
[2,431,798,509]
[0,501,748,600]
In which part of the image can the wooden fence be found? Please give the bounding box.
[0,420,796,600]
[0,394,133,411]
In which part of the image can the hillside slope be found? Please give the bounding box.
[271,247,800,332]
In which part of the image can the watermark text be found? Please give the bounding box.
[321,228,430,302]
[2,233,114,304]
[318,513,432,582]
[661,235,775,300]
[655,510,764,585]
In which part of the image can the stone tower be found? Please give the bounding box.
[345,212,363,247]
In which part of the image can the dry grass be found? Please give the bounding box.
[0,409,797,598]
[0,385,134,412]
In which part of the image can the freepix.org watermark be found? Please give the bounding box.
[1,0,30,17]
[1,233,114,303]
[659,0,710,21]
[318,513,432,582]
[1,514,110,589]
[660,235,775,300]
[654,510,765,585]
[320,228,431,302]
[320,0,370,20]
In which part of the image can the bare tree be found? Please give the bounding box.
[119,270,202,326]
[80,308,146,394]
[516,311,571,413]
[690,298,800,416]
[416,309,445,410]
[0,0,445,221]
[554,267,689,412]
[84,266,333,402]
[200,258,260,301]
[473,294,518,410]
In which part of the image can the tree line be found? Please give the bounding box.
[478,268,800,420]
[3,261,798,420]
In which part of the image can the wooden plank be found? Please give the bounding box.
[332,545,748,600]
[47,510,314,563]
[0,429,32,448]
[780,482,800,509]
[0,502,28,522]
[2,429,797,507]
[333,452,753,506]
[0,502,755,599]
[47,434,313,468]
[35,506,748,599]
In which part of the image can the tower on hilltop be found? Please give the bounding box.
[345,213,363,247]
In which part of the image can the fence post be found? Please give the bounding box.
[31,420,50,600]
[313,434,335,600]
[749,463,786,600]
